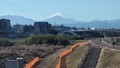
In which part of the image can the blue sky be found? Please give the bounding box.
[0,0,120,21]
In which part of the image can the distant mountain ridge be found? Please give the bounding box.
[0,15,35,25]
[45,14,120,28]
[68,20,120,28]
[0,15,120,28]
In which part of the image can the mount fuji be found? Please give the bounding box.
[44,12,77,25]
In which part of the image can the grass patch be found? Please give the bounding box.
[65,43,90,68]
[102,38,113,44]
[36,45,71,68]
[96,48,120,68]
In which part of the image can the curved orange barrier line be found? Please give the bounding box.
[25,57,40,68]
[56,42,87,68]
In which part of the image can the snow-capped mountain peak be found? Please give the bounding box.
[47,12,65,19]
[44,12,77,25]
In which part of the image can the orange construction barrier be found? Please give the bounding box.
[56,42,88,68]
[25,57,40,68]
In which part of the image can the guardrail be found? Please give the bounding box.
[56,42,89,68]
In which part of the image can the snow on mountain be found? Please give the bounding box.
[44,12,77,25]
[46,12,65,19]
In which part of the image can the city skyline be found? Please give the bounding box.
[0,0,120,21]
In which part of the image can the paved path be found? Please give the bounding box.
[79,38,120,68]
[79,46,101,68]
[91,39,120,50]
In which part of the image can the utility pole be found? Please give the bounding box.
[105,20,107,29]
[104,20,107,38]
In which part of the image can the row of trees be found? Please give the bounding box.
[0,34,84,46]
[24,34,70,46]
[0,38,13,46]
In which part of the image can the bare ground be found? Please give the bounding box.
[36,46,71,68]
[0,44,64,68]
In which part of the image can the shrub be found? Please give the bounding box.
[0,38,13,46]
[63,35,84,40]
[49,29,58,35]
[55,35,69,45]
[24,34,70,45]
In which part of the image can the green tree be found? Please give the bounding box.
[0,38,13,46]
[49,29,58,35]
